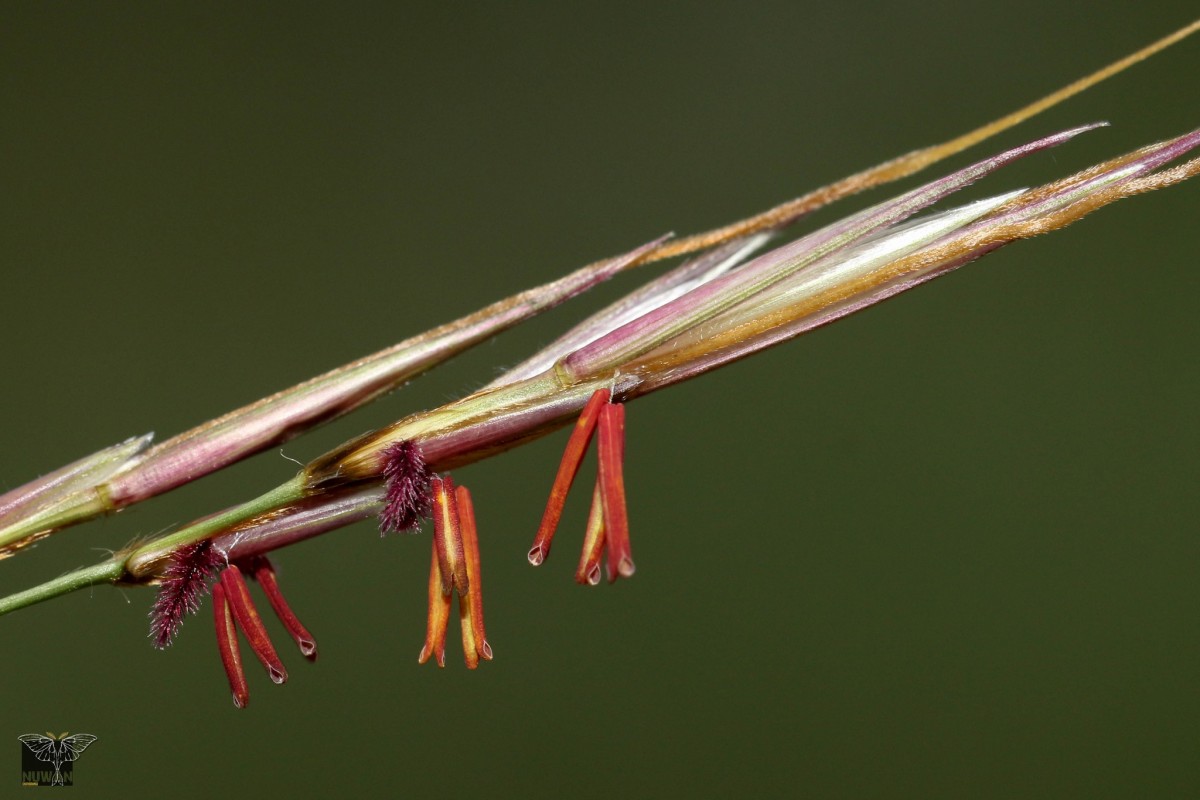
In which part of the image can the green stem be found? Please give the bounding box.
[0,558,124,616]
[0,475,308,616]
[124,474,306,577]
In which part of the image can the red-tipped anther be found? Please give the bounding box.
[598,401,634,583]
[575,483,606,586]
[418,543,451,667]
[220,565,288,685]
[248,556,318,662]
[458,591,479,670]
[213,582,250,709]
[528,388,611,566]
[431,475,468,597]
[456,484,492,666]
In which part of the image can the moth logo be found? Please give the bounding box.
[18,733,97,787]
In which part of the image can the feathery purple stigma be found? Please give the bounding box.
[379,440,433,533]
[149,539,223,649]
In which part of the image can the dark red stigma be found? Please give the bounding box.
[379,440,434,533]
[150,539,223,649]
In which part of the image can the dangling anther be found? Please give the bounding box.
[597,401,634,582]
[528,388,611,566]
[575,483,606,586]
[213,581,250,709]
[248,556,318,661]
[220,565,288,685]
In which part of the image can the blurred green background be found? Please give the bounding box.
[2,3,1199,798]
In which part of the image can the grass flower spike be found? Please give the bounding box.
[0,21,1197,713]
[0,235,668,554]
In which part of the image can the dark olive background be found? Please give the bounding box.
[2,4,1199,798]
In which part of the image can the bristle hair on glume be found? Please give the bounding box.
[379,440,434,533]
[149,539,223,648]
